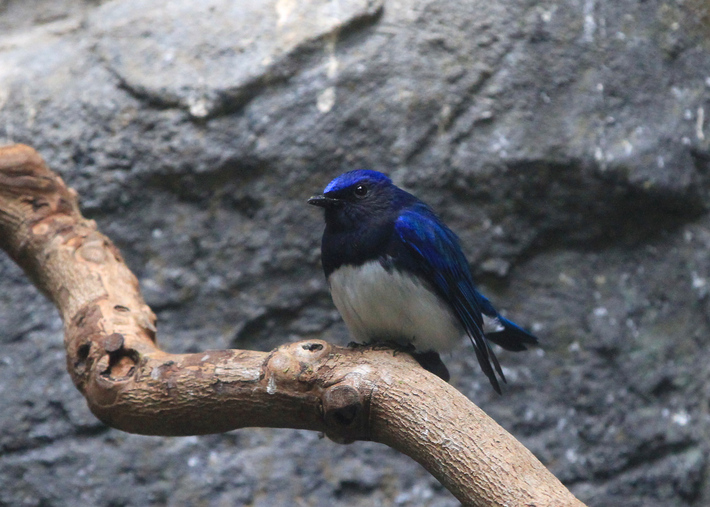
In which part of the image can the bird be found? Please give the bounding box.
[308,169,537,393]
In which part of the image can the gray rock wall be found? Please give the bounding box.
[1,0,709,505]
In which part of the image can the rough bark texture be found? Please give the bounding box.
[0,144,584,506]
[0,0,709,506]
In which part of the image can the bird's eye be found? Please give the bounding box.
[354,184,368,198]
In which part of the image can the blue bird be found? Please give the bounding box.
[308,170,537,393]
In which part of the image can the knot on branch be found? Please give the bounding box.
[97,332,139,381]
[265,340,332,391]
[323,384,368,443]
[66,299,156,412]
[265,340,372,443]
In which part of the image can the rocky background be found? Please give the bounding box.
[1,0,709,505]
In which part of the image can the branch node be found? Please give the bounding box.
[323,383,369,444]
[266,340,332,387]
[74,342,91,374]
[103,333,125,353]
[100,344,138,381]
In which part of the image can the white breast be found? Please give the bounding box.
[328,261,462,352]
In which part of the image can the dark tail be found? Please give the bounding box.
[486,316,538,352]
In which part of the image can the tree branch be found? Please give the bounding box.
[0,144,586,507]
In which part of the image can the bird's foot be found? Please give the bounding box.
[370,340,416,354]
[347,340,415,353]
[410,350,450,382]
[345,341,449,382]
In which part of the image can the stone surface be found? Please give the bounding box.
[1,0,710,505]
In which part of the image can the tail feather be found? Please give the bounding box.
[486,316,538,352]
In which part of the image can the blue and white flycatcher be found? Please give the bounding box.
[308,170,537,393]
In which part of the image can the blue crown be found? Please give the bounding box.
[324,169,391,194]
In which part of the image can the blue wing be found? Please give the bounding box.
[393,206,505,393]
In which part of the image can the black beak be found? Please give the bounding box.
[307,195,341,208]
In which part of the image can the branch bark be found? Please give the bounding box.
[0,143,586,507]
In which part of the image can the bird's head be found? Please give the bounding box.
[308,170,399,232]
